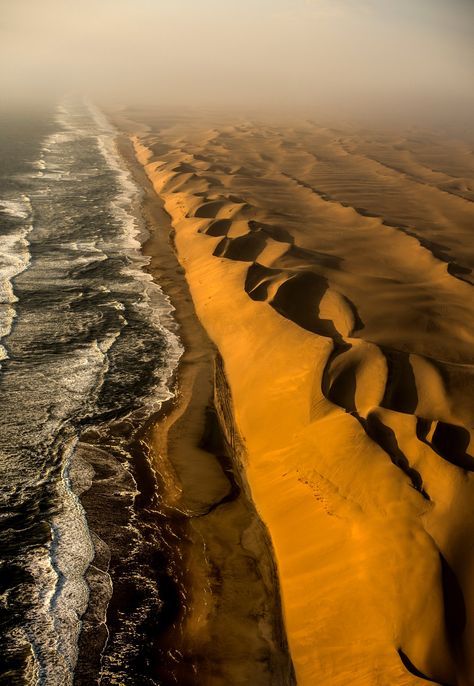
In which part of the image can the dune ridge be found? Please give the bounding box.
[130,114,474,685]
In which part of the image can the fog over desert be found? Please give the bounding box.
[1,0,473,122]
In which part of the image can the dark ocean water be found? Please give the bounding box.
[0,100,182,685]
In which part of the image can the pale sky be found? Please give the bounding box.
[1,0,473,122]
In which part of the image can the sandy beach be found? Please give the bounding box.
[115,130,294,686]
[116,110,474,686]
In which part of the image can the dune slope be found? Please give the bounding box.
[130,113,474,686]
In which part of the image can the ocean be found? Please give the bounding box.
[0,100,182,685]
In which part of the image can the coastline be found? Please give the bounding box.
[113,128,295,685]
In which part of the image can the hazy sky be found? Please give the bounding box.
[1,0,473,121]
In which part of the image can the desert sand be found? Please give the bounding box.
[116,132,294,686]
[120,111,474,685]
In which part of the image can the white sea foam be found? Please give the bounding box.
[0,196,32,219]
[18,338,128,684]
[85,99,184,401]
[32,159,46,171]
[0,195,33,365]
[23,439,95,686]
[2,98,183,684]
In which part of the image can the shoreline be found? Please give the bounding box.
[112,128,295,684]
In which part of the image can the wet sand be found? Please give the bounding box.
[118,109,474,686]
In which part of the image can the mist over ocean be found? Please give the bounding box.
[0,100,182,684]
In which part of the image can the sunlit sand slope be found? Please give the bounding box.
[133,115,474,686]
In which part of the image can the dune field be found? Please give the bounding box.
[121,111,474,686]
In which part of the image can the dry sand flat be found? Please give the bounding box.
[130,112,474,685]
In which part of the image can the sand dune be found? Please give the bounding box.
[127,113,474,685]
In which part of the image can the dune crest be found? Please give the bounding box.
[131,117,474,685]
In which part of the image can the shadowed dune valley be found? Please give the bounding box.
[1,0,474,684]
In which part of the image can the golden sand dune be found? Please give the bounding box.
[128,114,474,685]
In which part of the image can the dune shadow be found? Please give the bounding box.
[271,271,342,338]
[440,554,466,646]
[417,419,474,471]
[284,244,341,271]
[365,413,430,499]
[171,162,196,173]
[432,423,474,470]
[248,220,294,244]
[200,218,233,236]
[381,351,418,414]
[193,199,229,218]
[322,348,357,413]
[213,237,232,258]
[213,232,268,262]
[397,649,453,686]
[398,553,466,686]
[343,295,365,333]
[244,263,280,300]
